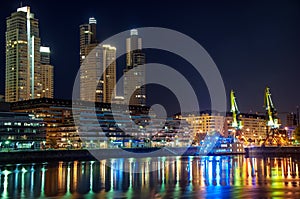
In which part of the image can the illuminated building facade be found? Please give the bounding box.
[79,17,99,102]
[102,45,116,103]
[39,46,54,98]
[285,112,298,140]
[10,98,79,149]
[80,44,102,102]
[74,101,150,148]
[5,6,53,102]
[79,17,98,65]
[150,118,193,147]
[124,29,146,106]
[79,18,116,103]
[181,112,226,136]
[5,6,41,102]
[0,112,46,149]
[10,98,151,149]
[181,112,267,144]
[226,113,266,144]
[111,96,125,104]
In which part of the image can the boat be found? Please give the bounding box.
[194,134,245,156]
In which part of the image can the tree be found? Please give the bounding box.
[294,126,300,143]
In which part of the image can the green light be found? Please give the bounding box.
[5,141,10,145]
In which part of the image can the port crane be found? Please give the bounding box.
[230,90,247,144]
[263,87,287,146]
[230,90,243,130]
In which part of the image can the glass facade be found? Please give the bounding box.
[0,112,46,150]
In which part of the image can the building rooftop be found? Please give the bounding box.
[130,29,138,36]
[89,17,97,24]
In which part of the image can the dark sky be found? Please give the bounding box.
[1,0,300,117]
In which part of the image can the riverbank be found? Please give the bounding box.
[0,146,245,164]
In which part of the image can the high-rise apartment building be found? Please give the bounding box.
[80,17,99,102]
[79,17,98,65]
[124,29,146,106]
[79,18,116,103]
[5,6,53,102]
[102,45,116,103]
[40,46,54,98]
[5,6,40,102]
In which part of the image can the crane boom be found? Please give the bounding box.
[264,87,279,129]
[230,90,242,129]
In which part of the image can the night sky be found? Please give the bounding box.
[1,0,300,118]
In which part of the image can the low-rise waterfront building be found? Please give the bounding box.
[10,98,78,149]
[287,112,298,127]
[180,112,226,137]
[180,111,267,145]
[10,98,151,149]
[151,118,192,147]
[9,98,194,149]
[226,113,266,144]
[0,112,46,149]
[286,112,298,140]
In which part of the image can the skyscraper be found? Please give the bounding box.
[102,45,116,103]
[79,18,116,103]
[5,6,40,102]
[124,29,146,106]
[40,46,54,98]
[79,17,100,102]
[79,17,98,65]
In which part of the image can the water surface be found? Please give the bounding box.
[1,155,300,198]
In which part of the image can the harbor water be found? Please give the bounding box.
[1,155,300,198]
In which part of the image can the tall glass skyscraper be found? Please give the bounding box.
[79,18,116,103]
[5,6,53,102]
[102,45,116,103]
[79,17,98,65]
[40,46,54,98]
[79,17,100,101]
[124,29,146,106]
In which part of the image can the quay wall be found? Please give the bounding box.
[245,146,300,157]
[0,146,245,164]
[0,147,193,163]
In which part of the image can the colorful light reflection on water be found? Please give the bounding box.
[1,155,300,198]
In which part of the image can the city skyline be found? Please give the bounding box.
[0,0,300,115]
[1,2,300,198]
